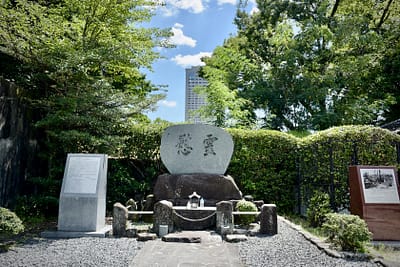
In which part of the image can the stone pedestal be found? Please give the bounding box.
[154,174,242,206]
[216,201,233,234]
[112,202,128,237]
[260,204,277,235]
[153,200,174,236]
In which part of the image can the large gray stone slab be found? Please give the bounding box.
[162,232,202,243]
[225,234,248,243]
[160,124,234,174]
[58,154,108,232]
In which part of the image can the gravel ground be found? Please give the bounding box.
[238,219,380,267]
[0,237,143,267]
[0,219,382,267]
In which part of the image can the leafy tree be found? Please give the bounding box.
[0,0,171,158]
[196,37,256,128]
[202,0,400,130]
[0,0,172,213]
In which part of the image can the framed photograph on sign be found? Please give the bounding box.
[360,167,400,204]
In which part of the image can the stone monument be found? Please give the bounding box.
[154,124,242,205]
[160,124,234,174]
[153,124,242,233]
[42,153,110,238]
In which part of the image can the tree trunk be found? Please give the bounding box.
[0,77,40,208]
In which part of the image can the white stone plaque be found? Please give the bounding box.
[58,153,108,232]
[63,156,101,194]
[160,124,234,174]
[360,168,400,204]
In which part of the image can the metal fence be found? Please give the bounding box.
[295,140,400,215]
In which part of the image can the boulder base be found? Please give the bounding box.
[154,173,242,206]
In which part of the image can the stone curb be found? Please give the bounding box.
[278,216,391,266]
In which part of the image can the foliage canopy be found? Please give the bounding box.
[0,0,172,211]
[198,0,400,130]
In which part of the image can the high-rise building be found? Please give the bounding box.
[185,66,208,123]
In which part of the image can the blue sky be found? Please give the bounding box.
[145,0,257,123]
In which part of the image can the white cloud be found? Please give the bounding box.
[170,23,196,47]
[217,0,237,5]
[159,100,177,108]
[250,6,259,14]
[164,0,205,14]
[159,6,178,17]
[172,52,212,68]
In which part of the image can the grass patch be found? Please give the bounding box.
[368,243,400,263]
[284,214,327,239]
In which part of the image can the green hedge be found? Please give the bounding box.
[111,125,400,215]
[298,125,400,212]
[227,129,298,213]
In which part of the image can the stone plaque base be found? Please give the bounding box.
[41,225,112,238]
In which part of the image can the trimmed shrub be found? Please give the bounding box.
[235,199,258,226]
[299,126,400,211]
[0,207,25,238]
[16,123,399,217]
[322,213,372,252]
[111,125,400,215]
[228,129,298,214]
[306,191,331,227]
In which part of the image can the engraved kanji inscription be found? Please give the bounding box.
[176,133,193,156]
[203,134,218,156]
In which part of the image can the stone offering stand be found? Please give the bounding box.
[113,124,278,241]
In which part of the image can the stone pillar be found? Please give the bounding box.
[216,201,233,234]
[153,200,174,236]
[260,204,277,235]
[113,202,128,237]
[143,194,155,211]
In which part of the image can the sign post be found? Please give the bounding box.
[349,165,400,240]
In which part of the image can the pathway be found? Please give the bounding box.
[130,231,243,267]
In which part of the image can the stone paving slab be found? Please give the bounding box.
[225,234,248,243]
[130,231,244,267]
[162,231,203,243]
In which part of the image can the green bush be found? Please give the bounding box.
[307,191,331,227]
[228,129,298,214]
[107,159,156,211]
[15,195,59,219]
[113,125,400,215]
[235,200,258,226]
[0,207,25,238]
[299,125,400,211]
[15,123,400,217]
[322,213,372,252]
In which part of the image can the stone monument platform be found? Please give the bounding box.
[153,173,242,206]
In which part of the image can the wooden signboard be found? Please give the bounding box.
[349,165,400,240]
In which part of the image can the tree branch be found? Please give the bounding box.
[376,0,394,31]
[330,0,340,18]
